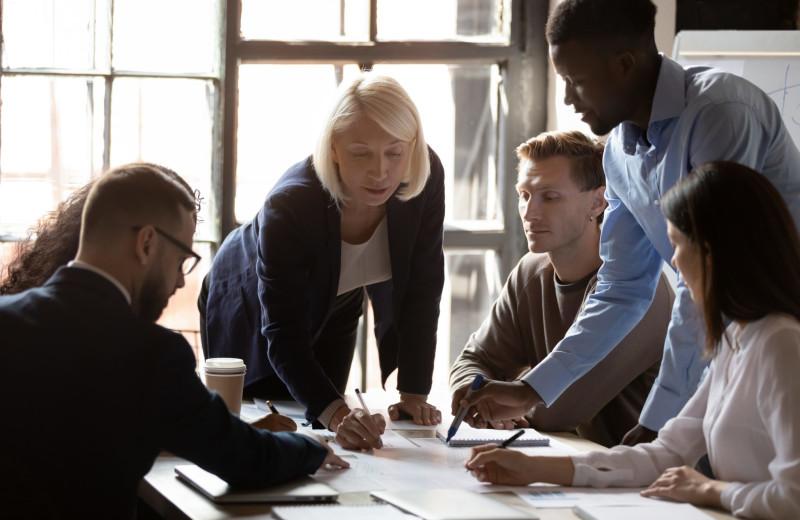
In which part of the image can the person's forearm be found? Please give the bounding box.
[531,456,575,486]
[700,479,727,509]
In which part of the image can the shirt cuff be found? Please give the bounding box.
[638,381,692,431]
[318,398,347,431]
[571,459,635,488]
[520,356,575,407]
[719,482,739,513]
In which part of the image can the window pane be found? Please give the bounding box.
[371,64,500,222]
[235,64,363,222]
[241,0,369,41]
[112,0,222,75]
[0,76,101,237]
[109,78,214,239]
[377,0,505,41]
[441,250,502,382]
[2,0,107,70]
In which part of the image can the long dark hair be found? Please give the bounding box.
[0,163,200,295]
[661,161,800,354]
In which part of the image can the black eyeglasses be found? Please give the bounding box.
[132,225,202,275]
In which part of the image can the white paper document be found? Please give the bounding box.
[573,502,714,520]
[516,487,689,509]
[314,432,486,493]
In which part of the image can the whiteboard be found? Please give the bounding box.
[672,30,800,149]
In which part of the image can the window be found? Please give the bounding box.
[0,0,224,362]
[0,0,549,397]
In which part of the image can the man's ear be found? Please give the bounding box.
[133,226,157,267]
[612,51,636,80]
[590,186,608,217]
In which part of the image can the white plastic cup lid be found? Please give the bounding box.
[204,357,245,369]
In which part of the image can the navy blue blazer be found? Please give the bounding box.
[205,149,445,423]
[0,267,327,519]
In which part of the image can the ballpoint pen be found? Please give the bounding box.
[354,388,383,449]
[265,400,280,414]
[465,429,525,472]
[498,429,525,449]
[445,373,484,443]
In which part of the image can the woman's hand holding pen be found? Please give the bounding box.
[333,405,386,451]
[388,396,442,426]
[465,446,574,487]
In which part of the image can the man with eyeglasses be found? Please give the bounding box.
[0,164,347,519]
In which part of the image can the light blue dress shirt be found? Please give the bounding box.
[523,55,800,430]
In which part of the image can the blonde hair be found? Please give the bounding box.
[313,74,430,206]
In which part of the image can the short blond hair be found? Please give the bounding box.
[515,130,605,191]
[313,74,430,206]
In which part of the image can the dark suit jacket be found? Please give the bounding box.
[0,267,327,519]
[205,150,445,423]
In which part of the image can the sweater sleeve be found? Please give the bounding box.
[449,256,535,392]
[571,365,710,488]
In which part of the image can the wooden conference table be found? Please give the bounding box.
[138,417,735,520]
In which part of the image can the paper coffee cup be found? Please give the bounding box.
[203,358,246,416]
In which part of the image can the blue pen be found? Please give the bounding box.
[446,374,484,443]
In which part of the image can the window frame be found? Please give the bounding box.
[0,0,227,245]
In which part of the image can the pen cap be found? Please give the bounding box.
[470,374,484,390]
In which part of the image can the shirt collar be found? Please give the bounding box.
[617,53,686,153]
[649,54,686,123]
[67,260,132,305]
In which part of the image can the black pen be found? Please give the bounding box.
[265,400,280,414]
[499,429,525,449]
[465,429,526,472]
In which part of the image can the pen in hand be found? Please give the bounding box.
[446,373,484,443]
[265,400,279,414]
[354,388,383,449]
[465,429,525,472]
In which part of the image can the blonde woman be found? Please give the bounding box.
[202,74,445,449]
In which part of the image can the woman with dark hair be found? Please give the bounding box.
[465,161,800,518]
[0,163,202,296]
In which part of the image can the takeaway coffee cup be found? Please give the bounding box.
[203,358,246,416]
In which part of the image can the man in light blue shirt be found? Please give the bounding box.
[462,0,800,444]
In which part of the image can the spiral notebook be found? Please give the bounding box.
[436,423,549,447]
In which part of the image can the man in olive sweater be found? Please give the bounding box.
[450,131,673,447]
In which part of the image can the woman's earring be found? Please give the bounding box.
[589,215,594,222]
